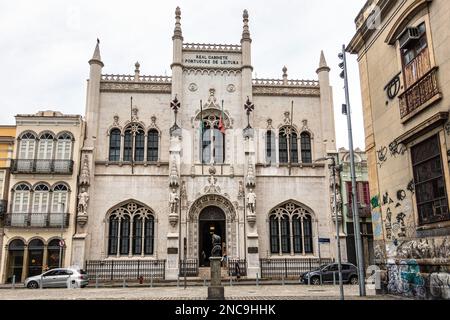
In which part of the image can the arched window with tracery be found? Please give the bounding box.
[301,132,312,163]
[109,129,121,161]
[278,127,298,164]
[269,202,314,255]
[199,115,225,164]
[107,202,155,256]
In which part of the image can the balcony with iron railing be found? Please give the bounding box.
[11,159,74,174]
[399,47,442,122]
[346,203,372,219]
[4,213,70,228]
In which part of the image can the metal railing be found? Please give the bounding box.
[85,260,166,281]
[399,67,440,119]
[4,213,69,228]
[11,159,74,174]
[260,258,333,279]
[227,259,247,277]
[179,259,199,277]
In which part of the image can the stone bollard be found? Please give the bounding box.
[95,274,99,288]
[150,274,153,288]
[333,272,336,285]
[282,275,285,286]
[123,278,126,288]
[12,275,16,290]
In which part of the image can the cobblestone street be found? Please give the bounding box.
[0,285,404,300]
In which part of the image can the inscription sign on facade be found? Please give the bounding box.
[183,53,241,68]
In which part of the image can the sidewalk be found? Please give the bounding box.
[0,284,404,300]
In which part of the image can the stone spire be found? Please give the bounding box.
[172,6,183,40]
[89,38,104,67]
[316,50,330,73]
[241,9,251,42]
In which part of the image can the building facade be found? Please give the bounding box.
[71,8,341,280]
[348,0,450,299]
[0,111,83,283]
[0,126,16,272]
[337,148,373,269]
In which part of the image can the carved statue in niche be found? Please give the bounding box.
[247,188,256,214]
[77,188,89,215]
[169,188,179,213]
[80,155,90,186]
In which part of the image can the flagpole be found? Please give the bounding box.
[131,96,134,175]
[289,100,294,176]
[200,100,204,175]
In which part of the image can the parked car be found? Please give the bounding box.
[24,268,89,289]
[300,263,358,285]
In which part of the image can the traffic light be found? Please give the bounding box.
[338,52,346,79]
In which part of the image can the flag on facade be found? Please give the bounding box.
[218,100,225,134]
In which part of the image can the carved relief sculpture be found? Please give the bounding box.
[77,188,89,215]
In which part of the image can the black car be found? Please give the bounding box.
[300,263,358,285]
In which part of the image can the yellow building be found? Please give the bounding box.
[0,126,16,272]
[348,0,450,299]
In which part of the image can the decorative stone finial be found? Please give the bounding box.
[173,6,183,40]
[241,9,251,41]
[135,61,140,71]
[89,39,104,67]
[134,62,140,80]
[316,50,330,73]
[282,66,287,76]
[282,66,288,84]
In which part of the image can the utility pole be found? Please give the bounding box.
[315,156,344,300]
[338,44,366,296]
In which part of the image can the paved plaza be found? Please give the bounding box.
[0,284,404,300]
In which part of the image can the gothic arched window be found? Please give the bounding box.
[109,129,121,161]
[279,127,298,164]
[108,202,155,256]
[269,202,314,255]
[123,130,133,162]
[200,115,225,164]
[147,129,159,162]
[301,132,312,163]
[134,130,145,162]
[123,125,145,162]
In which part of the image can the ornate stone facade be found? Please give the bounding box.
[69,7,339,280]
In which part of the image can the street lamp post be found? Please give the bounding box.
[315,156,344,300]
[338,44,366,296]
[58,202,65,268]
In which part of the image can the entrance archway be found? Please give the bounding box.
[198,206,226,267]
[7,239,25,283]
[28,239,44,277]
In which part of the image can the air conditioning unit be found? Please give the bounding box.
[399,27,420,49]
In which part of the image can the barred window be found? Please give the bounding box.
[412,135,449,225]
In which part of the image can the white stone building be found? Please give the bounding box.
[71,8,341,280]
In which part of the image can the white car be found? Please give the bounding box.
[24,268,89,289]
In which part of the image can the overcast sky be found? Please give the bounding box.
[0,0,366,149]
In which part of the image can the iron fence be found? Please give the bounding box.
[179,259,199,277]
[85,260,166,281]
[260,258,334,279]
[227,259,247,277]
